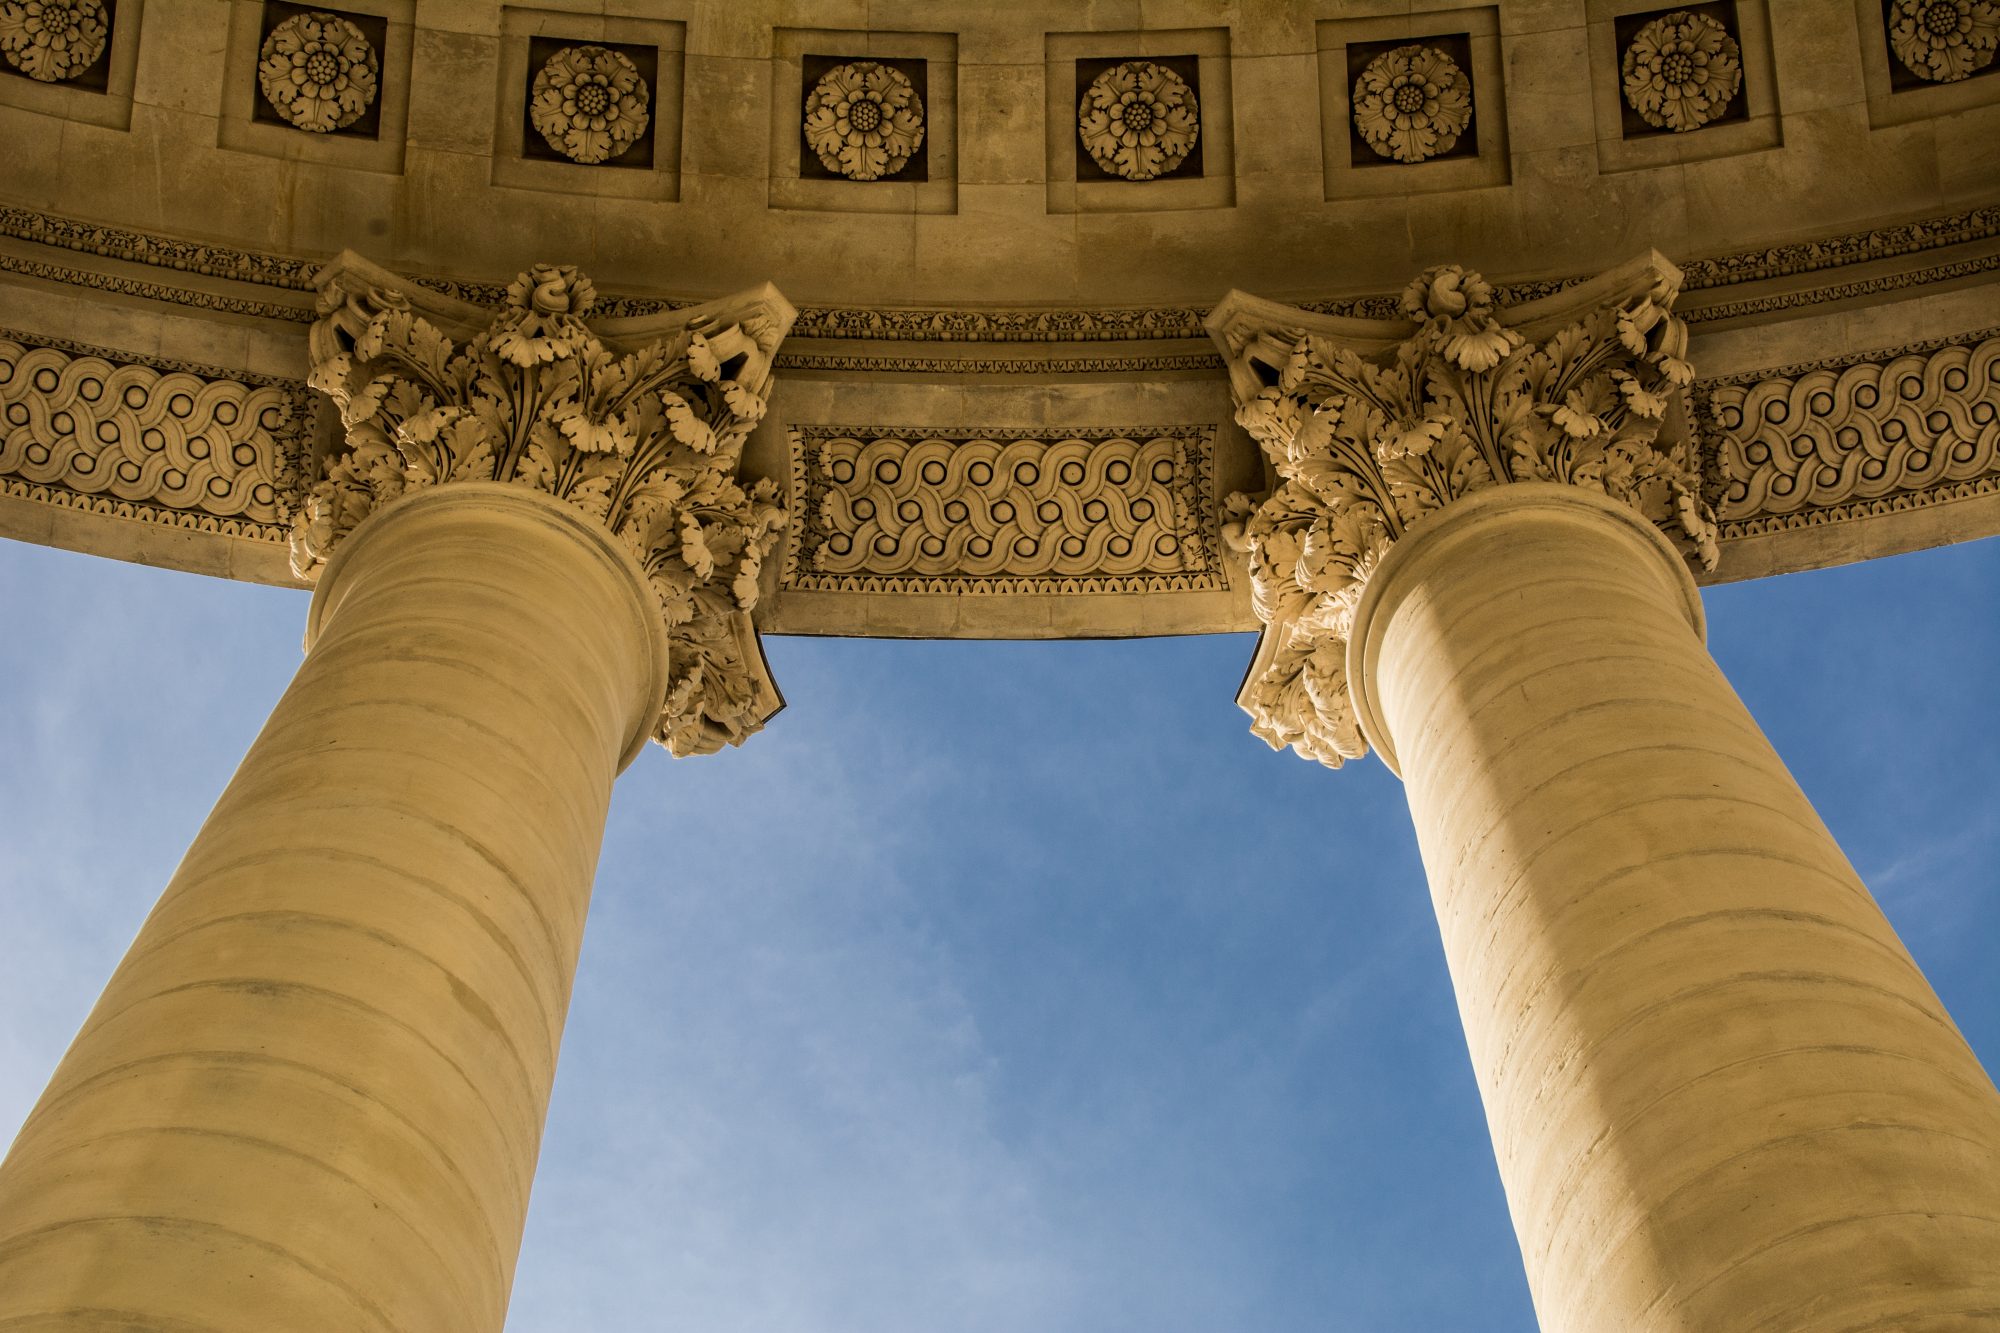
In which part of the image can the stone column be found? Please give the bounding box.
[0,258,796,1331]
[1209,258,2000,1330]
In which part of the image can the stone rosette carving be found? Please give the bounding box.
[530,44,651,165]
[257,11,379,134]
[803,60,925,181]
[0,0,107,82]
[1078,60,1200,182]
[297,253,795,756]
[1889,0,1999,82]
[1621,10,1743,132]
[785,426,1224,594]
[1208,256,1716,768]
[1352,44,1472,165]
[1710,333,2000,531]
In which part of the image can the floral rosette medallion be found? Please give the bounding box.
[257,10,379,133]
[1621,10,1743,132]
[803,60,925,181]
[1351,44,1472,164]
[0,0,109,82]
[1888,0,1999,82]
[530,44,651,165]
[1077,60,1200,181]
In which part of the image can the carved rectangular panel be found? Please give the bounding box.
[783,425,1225,593]
[0,332,311,539]
[1706,332,2000,537]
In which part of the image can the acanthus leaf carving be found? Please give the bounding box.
[294,252,796,757]
[1210,255,1716,768]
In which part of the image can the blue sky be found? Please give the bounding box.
[1,530,1995,1331]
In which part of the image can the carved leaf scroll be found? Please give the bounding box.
[1211,257,1716,769]
[294,253,795,757]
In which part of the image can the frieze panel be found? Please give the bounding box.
[784,425,1224,594]
[1708,332,2000,536]
[0,332,310,539]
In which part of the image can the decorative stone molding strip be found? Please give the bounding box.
[784,425,1223,594]
[1209,254,1712,768]
[299,253,795,756]
[771,352,1226,374]
[0,330,309,540]
[1706,331,2000,537]
[5,205,1998,345]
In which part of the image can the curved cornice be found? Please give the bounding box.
[3,203,1996,347]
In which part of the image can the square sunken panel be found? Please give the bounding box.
[519,35,657,169]
[1586,0,1779,170]
[1315,8,1508,200]
[217,0,414,174]
[492,7,685,201]
[1342,32,1480,167]
[0,0,118,92]
[1072,54,1204,182]
[1611,2,1751,139]
[0,0,141,128]
[771,28,956,215]
[797,54,930,182]
[1044,26,1233,214]
[251,1,387,139]
[1855,0,2000,126]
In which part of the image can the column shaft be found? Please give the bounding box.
[0,483,665,1332]
[1352,485,2000,1331]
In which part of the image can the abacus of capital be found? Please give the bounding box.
[0,251,1995,1332]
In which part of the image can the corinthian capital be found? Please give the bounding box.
[1206,252,1718,769]
[292,251,796,757]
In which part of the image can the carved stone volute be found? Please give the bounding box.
[294,251,797,757]
[1206,252,1718,769]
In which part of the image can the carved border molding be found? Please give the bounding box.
[4,202,1997,343]
[783,424,1225,594]
[1704,329,2000,538]
[769,351,1227,374]
[0,328,313,541]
